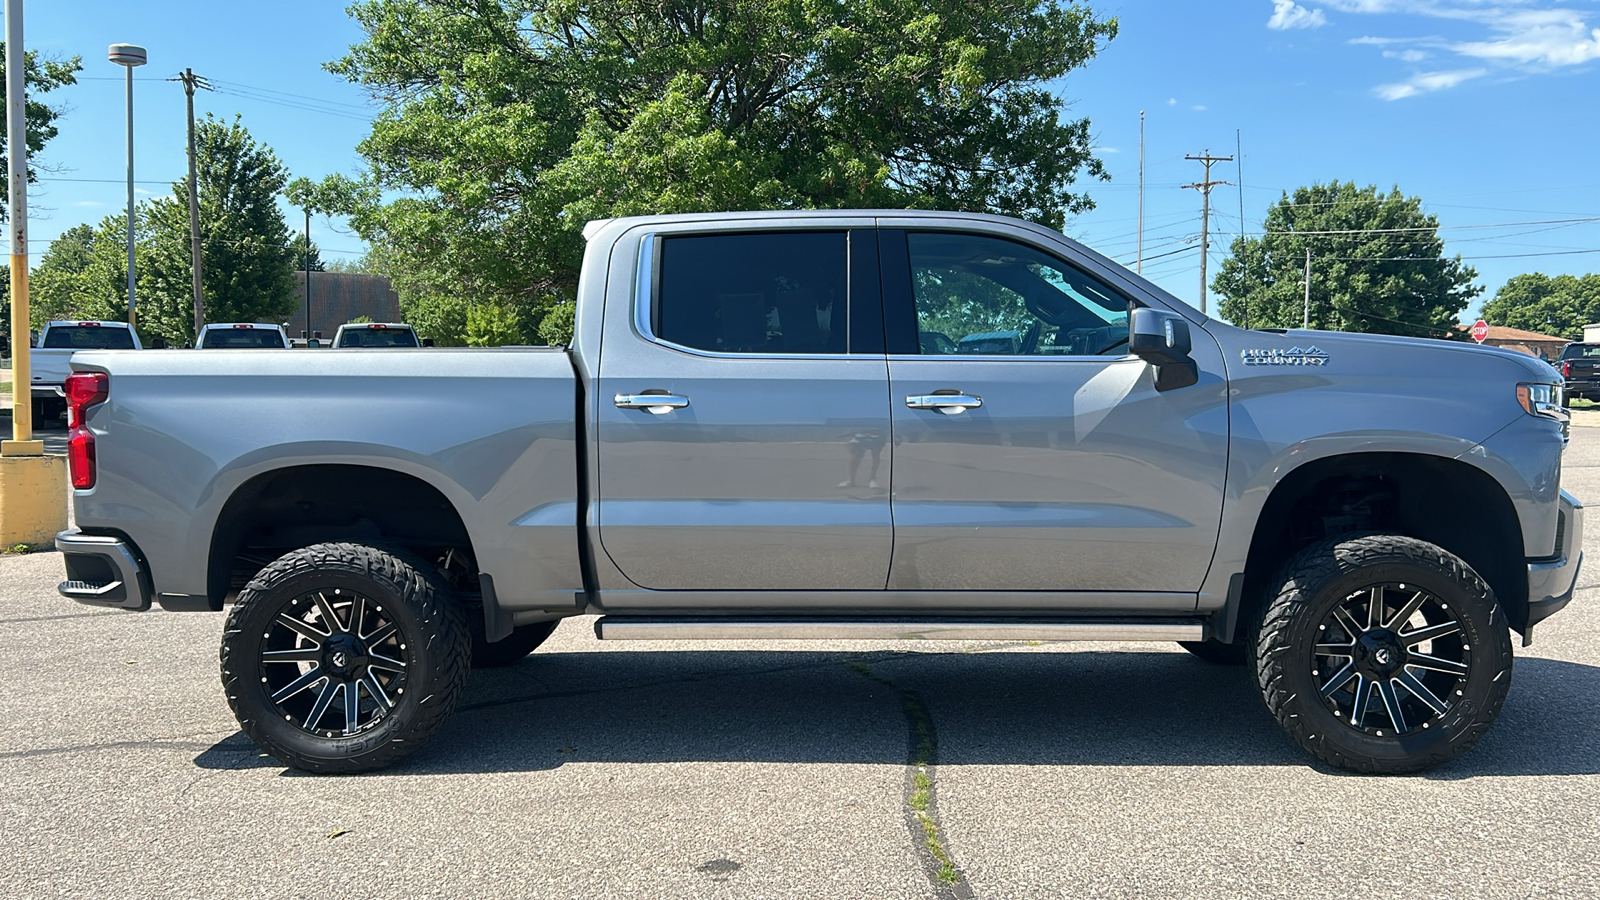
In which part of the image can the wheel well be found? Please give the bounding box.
[208,465,477,603]
[1240,452,1528,634]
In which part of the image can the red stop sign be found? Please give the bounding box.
[1471,320,1490,343]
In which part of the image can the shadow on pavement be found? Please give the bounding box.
[192,648,1600,778]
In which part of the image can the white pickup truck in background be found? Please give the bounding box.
[30,321,142,423]
[196,323,291,349]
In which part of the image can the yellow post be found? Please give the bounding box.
[0,0,67,547]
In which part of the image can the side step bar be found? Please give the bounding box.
[594,617,1206,643]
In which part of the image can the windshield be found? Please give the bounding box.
[41,326,136,350]
[338,327,419,348]
[201,328,285,349]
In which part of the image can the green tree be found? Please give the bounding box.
[27,214,147,329]
[1213,182,1479,338]
[324,0,1118,343]
[1480,273,1600,340]
[536,301,574,346]
[140,116,300,342]
[465,300,522,346]
[0,43,82,212]
[30,223,98,324]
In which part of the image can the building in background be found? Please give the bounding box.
[1475,325,1568,361]
[289,272,402,337]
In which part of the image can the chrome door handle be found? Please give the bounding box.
[614,393,690,414]
[905,393,983,414]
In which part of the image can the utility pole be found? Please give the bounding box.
[1137,110,1145,274]
[177,68,210,337]
[1303,248,1312,329]
[303,207,312,339]
[1182,150,1233,315]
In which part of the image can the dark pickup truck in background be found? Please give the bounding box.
[1560,342,1600,406]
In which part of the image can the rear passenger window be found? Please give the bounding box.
[656,232,847,354]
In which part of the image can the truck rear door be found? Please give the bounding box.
[594,225,893,591]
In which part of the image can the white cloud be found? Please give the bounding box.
[1166,97,1177,105]
[1268,0,1328,30]
[71,200,105,208]
[134,188,152,195]
[1192,104,1209,111]
[1374,67,1487,99]
[1093,146,1121,154]
[1337,3,1600,98]
[1452,9,1600,67]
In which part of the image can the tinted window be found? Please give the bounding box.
[201,328,286,348]
[905,233,1131,357]
[657,232,847,354]
[1562,344,1600,359]
[41,326,136,350]
[339,328,419,347]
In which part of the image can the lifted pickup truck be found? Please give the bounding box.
[56,210,1580,774]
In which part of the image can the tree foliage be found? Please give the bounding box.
[140,115,300,342]
[325,0,1118,344]
[1213,182,1479,338]
[1480,273,1600,340]
[29,216,147,328]
[0,43,82,212]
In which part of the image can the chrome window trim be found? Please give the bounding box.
[631,228,871,361]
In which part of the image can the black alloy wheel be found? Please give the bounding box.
[221,543,470,773]
[1312,583,1470,737]
[258,587,407,737]
[1256,534,1513,774]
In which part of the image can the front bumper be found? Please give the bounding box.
[55,530,151,611]
[1525,489,1584,641]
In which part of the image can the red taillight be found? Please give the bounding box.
[65,371,109,489]
[368,323,387,329]
[1563,360,1571,377]
[233,323,254,329]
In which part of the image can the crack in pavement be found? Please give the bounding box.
[848,661,974,900]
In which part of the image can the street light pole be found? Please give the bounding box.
[304,207,312,339]
[108,44,146,331]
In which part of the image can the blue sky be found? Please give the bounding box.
[15,0,1600,328]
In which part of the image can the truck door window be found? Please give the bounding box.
[655,231,848,354]
[901,232,1131,357]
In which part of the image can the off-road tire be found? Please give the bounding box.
[1255,534,1512,774]
[220,542,471,774]
[470,619,559,668]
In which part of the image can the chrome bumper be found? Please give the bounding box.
[1525,489,1584,641]
[55,531,151,611]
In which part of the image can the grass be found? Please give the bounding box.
[848,662,962,886]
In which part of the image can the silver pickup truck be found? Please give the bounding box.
[54,210,1581,775]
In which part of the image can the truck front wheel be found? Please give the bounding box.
[220,542,471,774]
[1255,534,1512,773]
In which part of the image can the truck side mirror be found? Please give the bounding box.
[1130,307,1198,391]
[150,336,168,349]
[422,338,435,347]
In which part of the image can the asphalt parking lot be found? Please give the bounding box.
[3,427,1599,899]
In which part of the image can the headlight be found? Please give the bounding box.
[1517,383,1564,419]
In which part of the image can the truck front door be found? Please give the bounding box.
[880,227,1229,600]
[595,227,893,591]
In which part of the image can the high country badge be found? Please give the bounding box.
[1242,346,1329,366]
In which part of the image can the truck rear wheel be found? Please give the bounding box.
[220,542,471,774]
[1255,534,1512,774]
